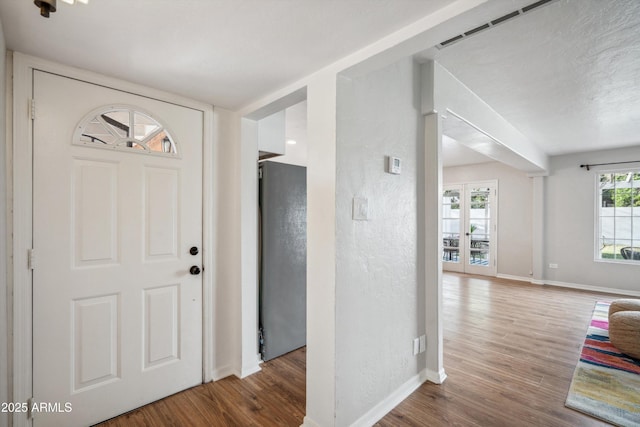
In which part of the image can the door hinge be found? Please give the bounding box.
[29,98,36,120]
[258,168,263,179]
[27,397,34,419]
[258,327,265,359]
[28,249,36,270]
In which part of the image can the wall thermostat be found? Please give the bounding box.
[388,156,401,174]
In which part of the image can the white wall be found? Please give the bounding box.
[335,56,425,426]
[233,3,491,425]
[239,117,260,376]
[544,146,640,293]
[257,110,285,157]
[305,72,337,427]
[444,161,533,279]
[212,107,241,379]
[267,101,307,167]
[0,21,8,427]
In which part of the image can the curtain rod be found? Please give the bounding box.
[580,160,640,171]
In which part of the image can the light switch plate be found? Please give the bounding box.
[352,197,369,220]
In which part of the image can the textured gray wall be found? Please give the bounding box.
[544,146,640,293]
[335,57,424,426]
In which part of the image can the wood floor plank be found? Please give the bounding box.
[377,273,619,427]
[98,273,624,426]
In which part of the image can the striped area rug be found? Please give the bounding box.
[566,301,640,426]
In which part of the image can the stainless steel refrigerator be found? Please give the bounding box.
[259,161,307,361]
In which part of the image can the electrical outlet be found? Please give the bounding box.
[419,335,426,353]
[413,338,420,355]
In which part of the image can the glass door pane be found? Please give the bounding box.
[442,189,461,264]
[467,187,492,268]
[442,182,497,276]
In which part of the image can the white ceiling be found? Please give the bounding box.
[0,0,453,110]
[2,0,639,167]
[442,134,493,168]
[422,0,640,157]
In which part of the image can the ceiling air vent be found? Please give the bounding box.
[440,34,464,47]
[436,0,556,49]
[464,23,490,37]
[522,0,554,13]
[491,10,520,26]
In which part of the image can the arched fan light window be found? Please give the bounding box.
[73,106,178,156]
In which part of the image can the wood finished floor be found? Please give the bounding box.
[98,273,623,426]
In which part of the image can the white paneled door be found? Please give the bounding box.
[32,71,203,426]
[442,182,497,276]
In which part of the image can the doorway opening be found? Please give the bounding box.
[257,100,308,362]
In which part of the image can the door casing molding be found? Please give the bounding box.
[10,52,215,427]
[442,179,498,276]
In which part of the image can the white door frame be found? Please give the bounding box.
[10,52,215,427]
[442,180,498,276]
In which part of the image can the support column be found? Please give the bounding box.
[239,117,261,377]
[421,60,445,383]
[531,175,545,284]
[303,72,337,427]
[424,112,446,384]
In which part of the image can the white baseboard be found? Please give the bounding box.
[425,368,447,384]
[239,353,262,378]
[496,274,532,283]
[495,274,639,296]
[211,365,235,381]
[240,363,261,378]
[349,369,428,427]
[219,361,262,380]
[543,280,640,297]
[301,416,321,427]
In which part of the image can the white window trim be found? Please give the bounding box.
[73,104,181,158]
[593,169,640,266]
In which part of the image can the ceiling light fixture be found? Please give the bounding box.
[35,0,88,18]
[34,0,56,18]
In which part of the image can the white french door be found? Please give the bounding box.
[32,70,203,426]
[442,181,497,276]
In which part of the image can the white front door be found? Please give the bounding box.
[442,182,497,276]
[32,70,203,426]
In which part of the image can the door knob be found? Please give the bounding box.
[189,266,201,275]
[190,246,199,255]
